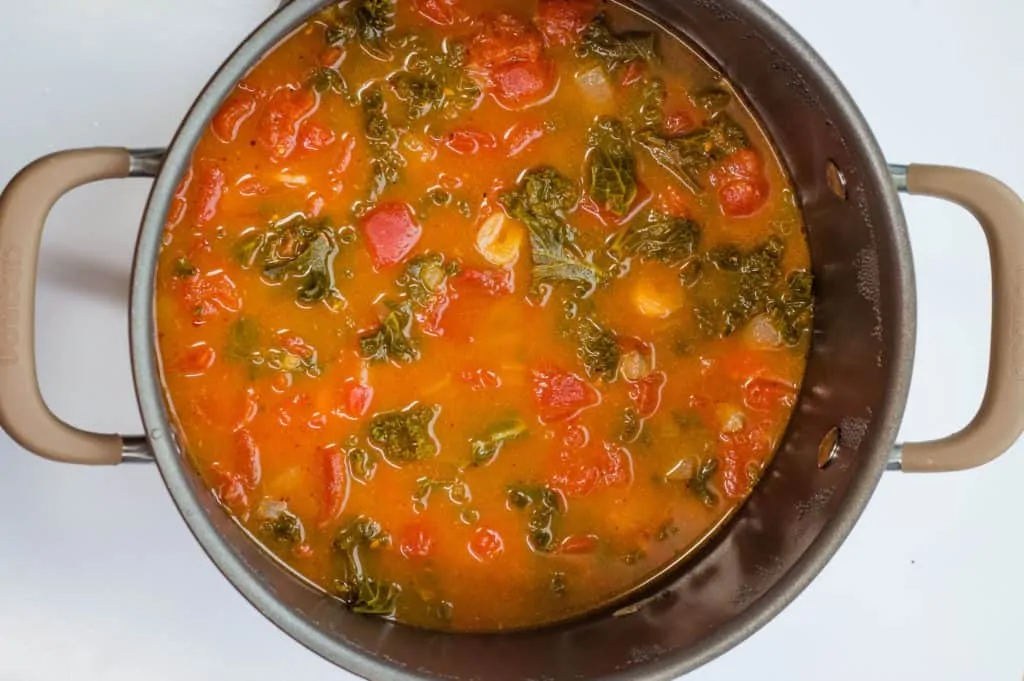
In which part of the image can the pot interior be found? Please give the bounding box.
[131,0,914,678]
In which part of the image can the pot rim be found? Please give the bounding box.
[128,0,916,678]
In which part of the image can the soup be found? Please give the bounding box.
[156,0,812,632]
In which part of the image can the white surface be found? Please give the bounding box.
[0,1,1021,679]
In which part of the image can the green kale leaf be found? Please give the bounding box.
[470,417,528,467]
[576,14,657,73]
[610,211,701,266]
[507,483,562,553]
[359,301,419,364]
[587,118,638,217]
[361,86,406,204]
[633,116,748,193]
[368,404,440,464]
[575,317,620,382]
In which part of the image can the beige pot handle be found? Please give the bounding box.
[0,147,157,465]
[893,163,1024,472]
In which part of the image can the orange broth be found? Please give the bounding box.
[155,0,812,631]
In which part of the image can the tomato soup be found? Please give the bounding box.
[156,0,812,631]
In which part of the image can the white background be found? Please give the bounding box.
[0,1,1021,679]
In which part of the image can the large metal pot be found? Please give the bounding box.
[1,0,1021,678]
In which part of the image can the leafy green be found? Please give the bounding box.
[321,0,394,55]
[693,87,731,115]
[368,404,440,464]
[361,86,405,204]
[655,519,679,542]
[767,269,813,345]
[308,67,347,95]
[470,418,528,467]
[576,14,657,73]
[257,502,305,547]
[586,118,638,217]
[507,484,562,553]
[236,215,342,307]
[388,43,481,121]
[359,301,419,364]
[628,77,667,130]
[697,236,793,338]
[619,407,642,443]
[226,317,261,363]
[575,317,620,381]
[347,446,378,484]
[609,212,700,267]
[172,257,197,278]
[397,252,458,308]
[633,116,748,193]
[500,168,604,291]
[330,516,399,616]
[412,476,471,512]
[686,457,719,507]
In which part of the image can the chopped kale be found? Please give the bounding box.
[361,86,406,204]
[172,257,197,278]
[586,118,638,217]
[695,236,811,339]
[619,406,642,443]
[609,211,700,267]
[500,168,604,291]
[321,0,395,55]
[388,43,481,121]
[693,87,731,115]
[633,116,748,193]
[469,417,528,466]
[236,215,343,307]
[359,301,419,364]
[308,67,347,95]
[397,252,457,308]
[412,476,471,512]
[330,516,399,616]
[629,77,667,130]
[575,317,620,381]
[576,14,657,73]
[686,457,719,507]
[256,501,305,547]
[506,484,562,553]
[226,317,261,363]
[368,404,440,464]
[347,446,379,484]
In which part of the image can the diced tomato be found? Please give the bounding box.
[443,128,498,155]
[182,271,242,321]
[280,335,315,359]
[744,376,797,412]
[212,92,257,143]
[319,445,349,525]
[468,526,505,561]
[562,423,589,449]
[235,428,262,489]
[193,163,226,227]
[718,179,769,217]
[211,466,249,516]
[532,369,601,424]
[342,381,374,418]
[620,60,647,87]
[412,0,465,26]
[628,370,667,419]
[359,202,422,269]
[654,185,695,216]
[558,533,599,554]
[664,110,700,135]
[399,523,435,559]
[299,120,336,152]
[719,424,772,499]
[257,86,317,162]
[459,368,502,390]
[504,120,547,157]
[178,343,216,376]
[710,149,769,217]
[716,350,772,383]
[468,13,544,70]
[551,441,632,497]
[490,59,556,109]
[535,0,595,47]
[458,267,515,295]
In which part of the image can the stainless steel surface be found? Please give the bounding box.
[128,148,166,178]
[890,164,910,192]
[886,443,905,471]
[121,434,155,463]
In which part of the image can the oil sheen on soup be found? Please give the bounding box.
[156,0,813,632]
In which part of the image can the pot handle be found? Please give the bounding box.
[0,147,161,465]
[891,163,1024,472]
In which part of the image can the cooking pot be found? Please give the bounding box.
[1,0,1021,678]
